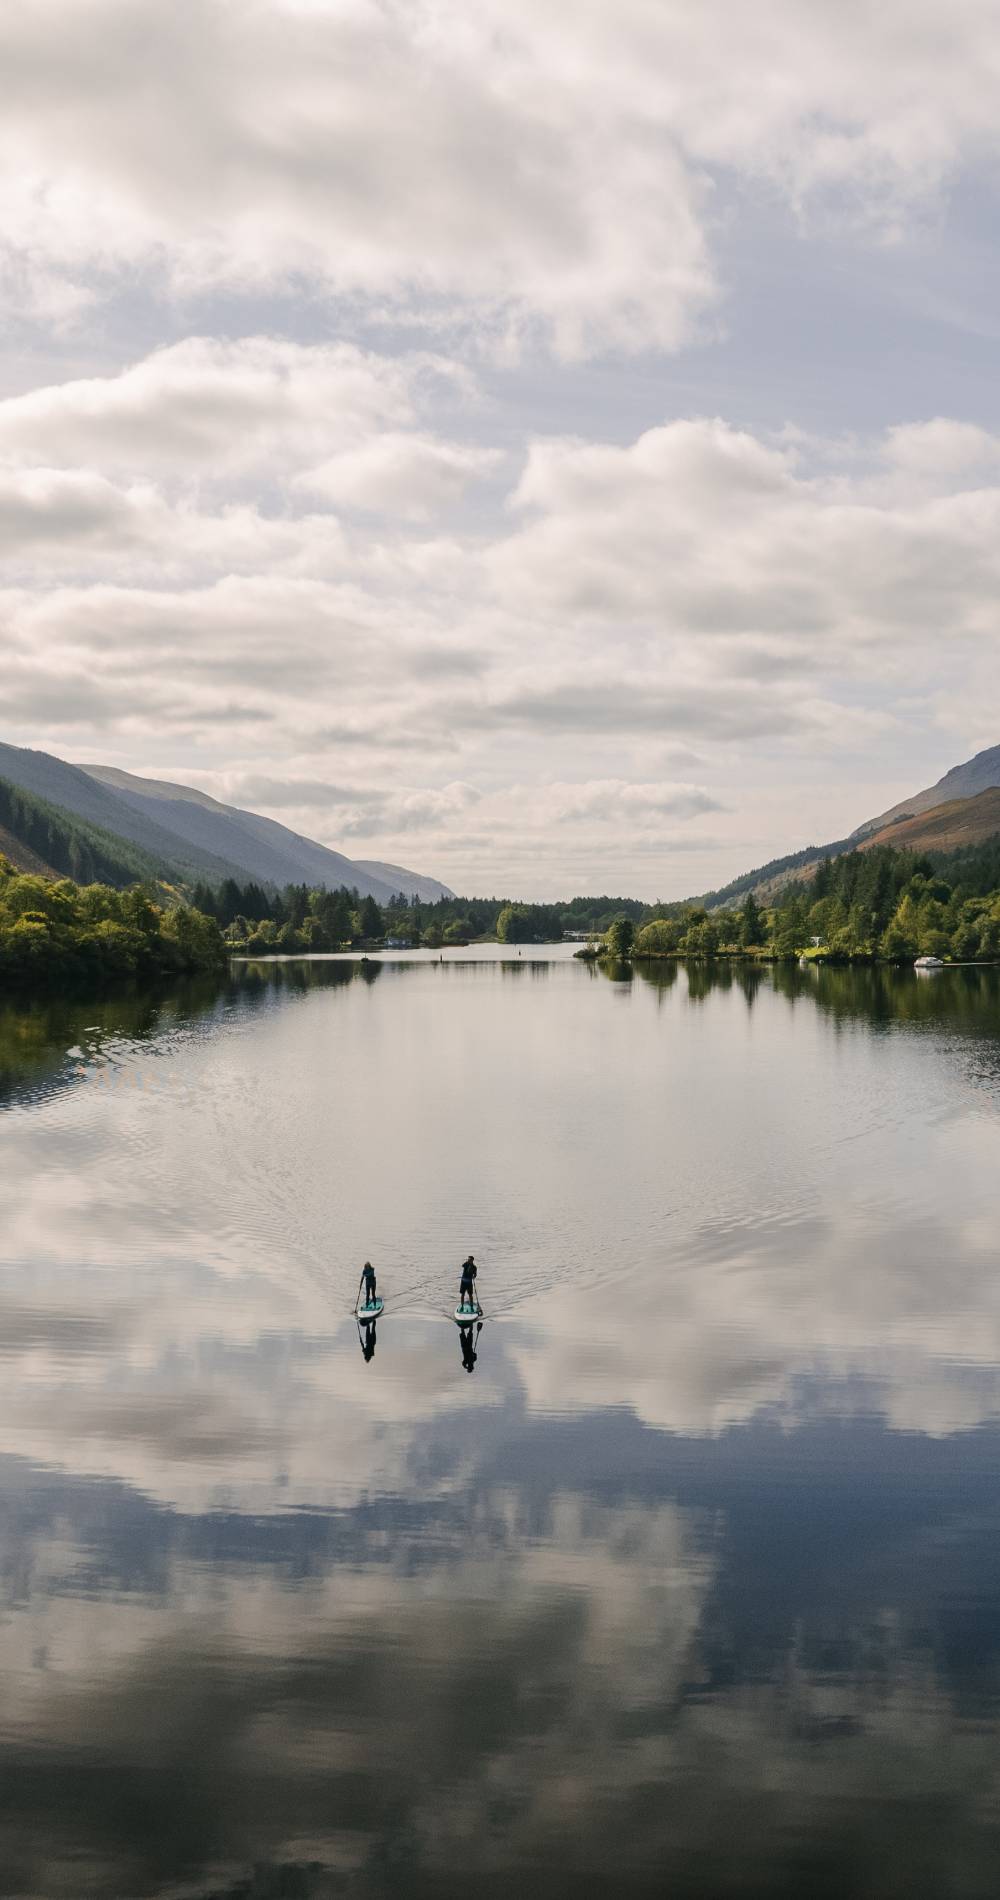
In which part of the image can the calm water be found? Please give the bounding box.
[2,950,1000,1897]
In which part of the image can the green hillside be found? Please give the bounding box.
[0,776,173,889]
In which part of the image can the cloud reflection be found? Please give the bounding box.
[2,959,1000,1888]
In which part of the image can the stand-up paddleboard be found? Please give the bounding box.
[358,1298,384,1324]
[453,1303,481,1326]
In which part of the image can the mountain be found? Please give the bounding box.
[0,821,55,878]
[352,859,453,903]
[853,744,1000,840]
[0,743,452,899]
[78,765,453,901]
[0,774,170,887]
[703,743,1000,909]
[0,744,245,886]
[855,787,1000,857]
[697,838,853,913]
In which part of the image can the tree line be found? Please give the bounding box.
[196,878,648,955]
[0,857,227,989]
[197,842,1000,964]
[6,834,1000,994]
[607,842,1000,964]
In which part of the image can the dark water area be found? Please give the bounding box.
[2,949,1000,1897]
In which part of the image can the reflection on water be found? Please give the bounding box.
[1,957,1000,1895]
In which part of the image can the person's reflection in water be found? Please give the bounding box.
[459,1322,481,1373]
[357,1317,377,1363]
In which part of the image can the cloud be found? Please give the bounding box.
[882,418,1000,483]
[296,433,500,518]
[0,467,362,580]
[0,339,493,573]
[4,1,1000,357]
[216,775,376,810]
[326,782,482,841]
[4,399,1000,893]
[492,418,1000,649]
[0,337,431,476]
[0,466,152,550]
[0,0,713,358]
[0,574,476,749]
[476,677,814,741]
[284,777,722,865]
[541,779,724,824]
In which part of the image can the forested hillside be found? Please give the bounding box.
[0,776,171,888]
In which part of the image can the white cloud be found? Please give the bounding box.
[541,779,723,825]
[0,337,429,476]
[3,0,1000,356]
[0,0,713,358]
[882,417,1000,482]
[3,404,1000,892]
[493,418,1000,649]
[0,466,361,578]
[0,466,153,551]
[334,782,483,839]
[0,336,497,569]
[296,433,500,518]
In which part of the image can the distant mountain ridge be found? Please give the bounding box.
[0,744,237,885]
[852,744,1000,839]
[703,743,1000,909]
[0,743,453,901]
[855,786,1000,857]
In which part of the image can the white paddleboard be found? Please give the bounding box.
[358,1298,384,1323]
[453,1303,481,1325]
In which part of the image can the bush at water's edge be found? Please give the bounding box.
[0,854,227,993]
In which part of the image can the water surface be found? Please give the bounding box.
[2,953,1000,1896]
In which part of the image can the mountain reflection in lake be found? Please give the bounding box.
[2,951,1000,1897]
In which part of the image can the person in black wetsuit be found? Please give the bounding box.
[458,1254,478,1312]
[360,1261,377,1308]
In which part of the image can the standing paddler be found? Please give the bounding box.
[357,1260,378,1312]
[458,1254,479,1314]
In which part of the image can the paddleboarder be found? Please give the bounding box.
[458,1254,479,1314]
[358,1260,378,1310]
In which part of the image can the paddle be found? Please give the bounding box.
[466,1271,482,1318]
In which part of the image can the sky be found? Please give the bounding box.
[2,0,1000,899]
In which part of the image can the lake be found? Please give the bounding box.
[2,949,1000,1897]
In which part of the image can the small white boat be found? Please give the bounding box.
[914,955,944,970]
